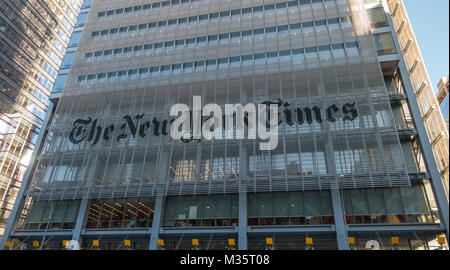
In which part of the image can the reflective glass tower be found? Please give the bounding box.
[1,0,448,250]
[0,0,83,239]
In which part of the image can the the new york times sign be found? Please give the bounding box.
[69,98,357,150]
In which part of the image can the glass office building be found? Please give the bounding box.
[0,0,448,250]
[0,0,83,239]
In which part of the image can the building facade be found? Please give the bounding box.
[437,77,449,131]
[387,0,449,200]
[0,0,448,250]
[0,0,84,239]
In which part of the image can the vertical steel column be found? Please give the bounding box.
[71,154,99,245]
[238,80,249,250]
[318,78,350,250]
[384,2,449,239]
[238,142,248,250]
[0,103,54,250]
[149,150,170,250]
[331,189,350,250]
[71,199,89,245]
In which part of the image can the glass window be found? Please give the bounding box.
[368,7,389,28]
[194,37,204,47]
[81,0,92,9]
[230,32,240,42]
[128,25,137,32]
[194,61,205,72]
[343,185,432,224]
[220,11,230,18]
[186,38,195,48]
[230,56,240,68]
[264,4,275,10]
[161,65,171,75]
[164,41,174,49]
[332,43,345,57]
[171,64,181,75]
[68,31,82,47]
[199,14,208,23]
[109,28,118,35]
[183,62,193,73]
[242,30,252,41]
[175,40,184,48]
[248,191,333,226]
[231,9,241,18]
[254,53,265,65]
[104,49,112,57]
[279,50,291,62]
[149,67,159,76]
[373,33,396,55]
[24,200,80,230]
[119,26,128,33]
[219,33,229,43]
[242,55,252,66]
[139,68,149,77]
[118,70,127,80]
[75,12,88,27]
[163,194,238,227]
[60,51,75,69]
[107,72,117,81]
[143,44,153,54]
[266,51,278,63]
[206,59,217,71]
[288,0,299,7]
[209,12,219,21]
[53,74,68,93]
[305,46,317,59]
[292,48,305,64]
[302,21,314,29]
[86,198,155,229]
[218,58,228,69]
[189,16,198,23]
[123,47,133,55]
[97,73,106,83]
[208,35,218,45]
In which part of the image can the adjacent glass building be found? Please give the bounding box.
[0,0,84,239]
[0,0,448,250]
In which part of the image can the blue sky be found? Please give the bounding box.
[403,0,449,93]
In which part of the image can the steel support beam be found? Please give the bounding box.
[348,223,443,232]
[71,153,99,245]
[71,198,89,244]
[149,196,164,250]
[248,225,334,234]
[331,189,350,250]
[160,228,237,235]
[238,141,248,250]
[149,149,170,250]
[238,192,248,250]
